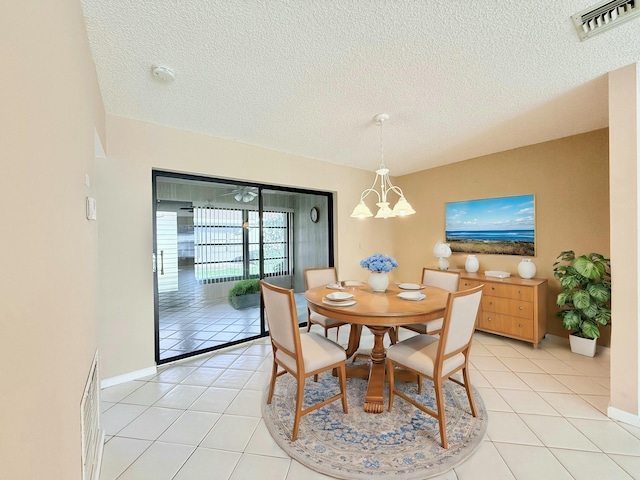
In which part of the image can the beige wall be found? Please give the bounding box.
[393,130,611,344]
[99,115,393,379]
[609,63,639,418]
[0,2,104,479]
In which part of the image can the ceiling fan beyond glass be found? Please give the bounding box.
[223,186,258,203]
[351,114,415,219]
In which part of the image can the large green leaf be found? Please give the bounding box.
[594,307,611,325]
[561,310,581,331]
[572,290,591,309]
[556,250,576,263]
[580,321,600,339]
[560,275,580,291]
[553,264,569,280]
[556,291,571,307]
[580,301,598,319]
[573,256,605,280]
[586,283,611,304]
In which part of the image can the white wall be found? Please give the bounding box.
[609,63,640,421]
[0,1,105,478]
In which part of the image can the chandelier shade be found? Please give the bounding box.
[350,114,415,219]
[351,200,373,218]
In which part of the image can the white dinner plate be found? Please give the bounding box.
[322,298,357,307]
[397,292,426,301]
[326,283,343,289]
[398,283,424,290]
[326,291,354,301]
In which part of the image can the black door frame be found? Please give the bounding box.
[152,169,334,364]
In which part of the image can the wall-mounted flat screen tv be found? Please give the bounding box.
[445,194,535,256]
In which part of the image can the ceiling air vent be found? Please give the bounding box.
[572,0,639,40]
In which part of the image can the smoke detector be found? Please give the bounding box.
[151,65,175,82]
[572,0,640,40]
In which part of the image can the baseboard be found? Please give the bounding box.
[100,366,157,389]
[608,406,640,428]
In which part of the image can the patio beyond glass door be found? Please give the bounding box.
[153,171,332,363]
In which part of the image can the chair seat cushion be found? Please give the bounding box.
[310,311,344,328]
[406,317,443,334]
[387,334,465,378]
[276,332,346,374]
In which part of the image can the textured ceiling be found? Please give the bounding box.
[81,1,640,175]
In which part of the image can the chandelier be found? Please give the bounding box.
[350,114,415,219]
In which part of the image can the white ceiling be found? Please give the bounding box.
[81,1,640,175]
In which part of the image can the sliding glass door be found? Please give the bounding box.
[152,171,333,363]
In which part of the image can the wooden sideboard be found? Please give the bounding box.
[458,273,547,348]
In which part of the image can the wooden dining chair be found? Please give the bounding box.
[398,268,460,337]
[304,267,347,340]
[260,280,348,441]
[386,284,483,449]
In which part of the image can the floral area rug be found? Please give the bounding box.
[262,365,487,480]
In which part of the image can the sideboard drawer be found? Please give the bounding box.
[478,311,507,332]
[479,312,534,340]
[484,283,534,302]
[482,296,534,319]
[459,279,483,290]
[506,317,534,339]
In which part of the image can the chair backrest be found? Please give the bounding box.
[304,267,338,290]
[439,285,483,358]
[260,280,301,361]
[422,268,460,293]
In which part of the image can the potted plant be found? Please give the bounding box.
[552,250,611,356]
[228,279,261,310]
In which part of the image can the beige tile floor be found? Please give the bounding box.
[100,328,640,480]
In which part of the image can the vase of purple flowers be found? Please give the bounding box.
[360,253,398,293]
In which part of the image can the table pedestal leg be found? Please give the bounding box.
[363,326,388,413]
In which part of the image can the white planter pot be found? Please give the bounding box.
[368,272,389,293]
[569,334,597,357]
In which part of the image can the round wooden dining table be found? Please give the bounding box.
[304,283,449,413]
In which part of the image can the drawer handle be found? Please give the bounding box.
[518,306,523,310]
[489,301,493,305]
[491,286,496,290]
[518,290,522,294]
[487,317,492,321]
[518,323,523,328]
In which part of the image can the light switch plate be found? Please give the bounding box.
[86,196,97,220]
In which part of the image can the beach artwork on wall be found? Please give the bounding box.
[445,194,535,256]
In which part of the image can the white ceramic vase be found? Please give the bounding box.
[517,258,537,279]
[465,255,479,273]
[368,272,389,293]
